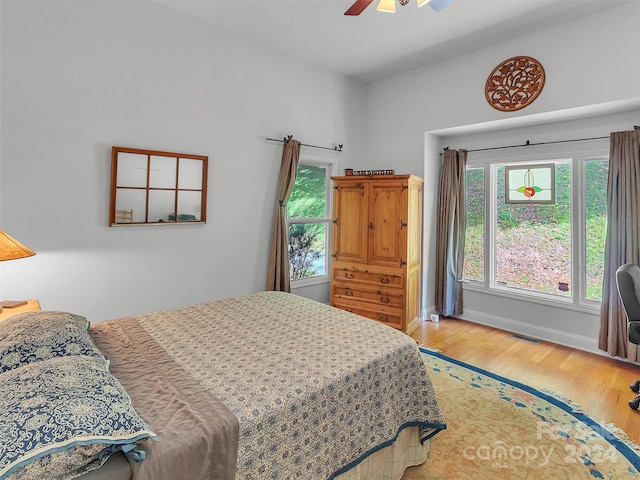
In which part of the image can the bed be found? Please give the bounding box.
[0,291,446,480]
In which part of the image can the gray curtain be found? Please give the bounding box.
[435,149,468,316]
[599,130,640,360]
[267,139,301,292]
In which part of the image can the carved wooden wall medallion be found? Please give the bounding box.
[485,56,545,112]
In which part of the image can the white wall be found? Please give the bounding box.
[359,0,640,354]
[0,0,365,320]
[2,0,639,353]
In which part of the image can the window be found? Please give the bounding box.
[583,159,608,302]
[463,155,608,307]
[463,167,485,282]
[287,162,332,284]
[495,161,572,297]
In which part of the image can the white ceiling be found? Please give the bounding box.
[155,0,632,83]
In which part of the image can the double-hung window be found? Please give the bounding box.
[463,150,608,307]
[286,160,333,285]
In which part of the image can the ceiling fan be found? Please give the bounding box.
[345,0,452,16]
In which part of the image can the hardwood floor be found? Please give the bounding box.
[410,317,640,442]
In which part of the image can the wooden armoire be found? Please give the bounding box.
[330,174,424,333]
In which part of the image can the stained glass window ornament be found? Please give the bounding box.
[505,163,555,204]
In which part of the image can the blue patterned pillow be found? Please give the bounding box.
[0,311,105,372]
[0,355,157,479]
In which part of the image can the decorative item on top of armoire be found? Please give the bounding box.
[0,230,36,312]
[345,169,395,176]
[330,174,423,333]
[485,56,545,112]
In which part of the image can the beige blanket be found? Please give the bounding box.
[90,318,239,480]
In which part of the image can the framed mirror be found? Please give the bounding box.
[109,146,208,226]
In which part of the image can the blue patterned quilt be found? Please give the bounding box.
[130,291,445,479]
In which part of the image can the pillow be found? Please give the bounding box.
[0,355,157,480]
[0,311,105,373]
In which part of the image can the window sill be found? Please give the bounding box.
[462,281,601,315]
[291,274,330,289]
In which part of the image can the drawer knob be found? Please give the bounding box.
[379,315,389,322]
[380,296,390,304]
[380,277,390,284]
[345,289,353,296]
[345,272,354,279]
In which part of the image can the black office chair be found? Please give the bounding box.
[615,263,640,409]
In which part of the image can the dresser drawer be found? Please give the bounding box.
[333,300,403,330]
[332,267,404,289]
[332,284,403,308]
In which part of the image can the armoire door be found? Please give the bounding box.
[368,182,407,267]
[332,181,368,264]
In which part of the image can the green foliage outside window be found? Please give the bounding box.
[584,160,608,301]
[288,165,326,218]
[464,168,484,282]
[287,164,329,280]
[288,224,324,280]
[463,159,607,302]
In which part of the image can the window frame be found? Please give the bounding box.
[287,155,336,288]
[462,139,609,313]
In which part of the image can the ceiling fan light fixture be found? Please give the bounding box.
[376,0,396,13]
[425,0,453,12]
[344,0,451,15]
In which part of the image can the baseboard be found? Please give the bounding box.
[406,316,422,335]
[454,308,604,357]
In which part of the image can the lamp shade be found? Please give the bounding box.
[0,230,35,261]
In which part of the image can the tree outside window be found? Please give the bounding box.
[287,163,331,282]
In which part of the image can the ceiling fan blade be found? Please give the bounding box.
[426,0,453,12]
[344,0,375,16]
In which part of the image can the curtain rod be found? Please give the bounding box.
[443,125,640,154]
[266,135,343,152]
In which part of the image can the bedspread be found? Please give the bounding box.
[124,291,445,479]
